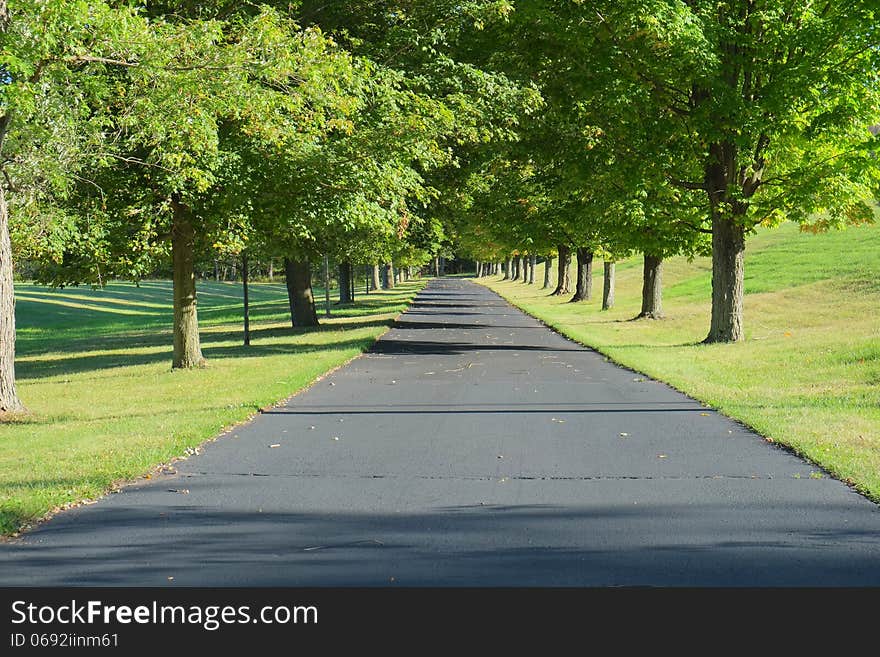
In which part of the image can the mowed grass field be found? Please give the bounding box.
[0,278,425,535]
[482,222,880,501]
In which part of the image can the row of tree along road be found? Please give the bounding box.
[1,1,877,413]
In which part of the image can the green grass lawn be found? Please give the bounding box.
[481,222,880,501]
[0,278,425,535]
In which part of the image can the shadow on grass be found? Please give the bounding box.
[17,335,380,381]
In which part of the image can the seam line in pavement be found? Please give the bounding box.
[181,471,788,481]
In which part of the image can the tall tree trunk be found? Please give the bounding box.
[267,259,274,282]
[213,259,219,281]
[432,256,440,277]
[349,263,355,301]
[504,257,512,280]
[284,258,318,327]
[703,140,752,342]
[171,200,205,369]
[371,263,381,291]
[475,261,482,278]
[529,254,537,284]
[706,215,745,342]
[0,180,23,412]
[602,261,616,311]
[638,254,664,319]
[385,261,395,289]
[337,262,352,303]
[543,258,553,289]
[552,245,571,296]
[569,248,593,303]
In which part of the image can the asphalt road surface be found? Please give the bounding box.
[3,279,879,586]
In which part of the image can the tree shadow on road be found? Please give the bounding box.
[4,499,880,586]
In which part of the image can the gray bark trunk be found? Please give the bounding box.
[284,258,318,327]
[0,179,23,412]
[371,263,381,291]
[504,257,513,280]
[543,258,552,289]
[385,261,395,289]
[706,215,745,342]
[569,248,593,302]
[703,140,752,342]
[338,262,352,303]
[529,255,536,284]
[552,245,571,296]
[602,261,615,311]
[171,200,205,369]
[638,254,663,319]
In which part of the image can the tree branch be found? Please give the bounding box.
[669,179,706,191]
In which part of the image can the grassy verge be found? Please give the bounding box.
[480,222,880,501]
[1,278,425,535]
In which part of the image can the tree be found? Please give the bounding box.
[0,0,162,410]
[593,0,880,341]
[46,8,364,364]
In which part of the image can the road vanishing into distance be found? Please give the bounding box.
[3,279,880,585]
